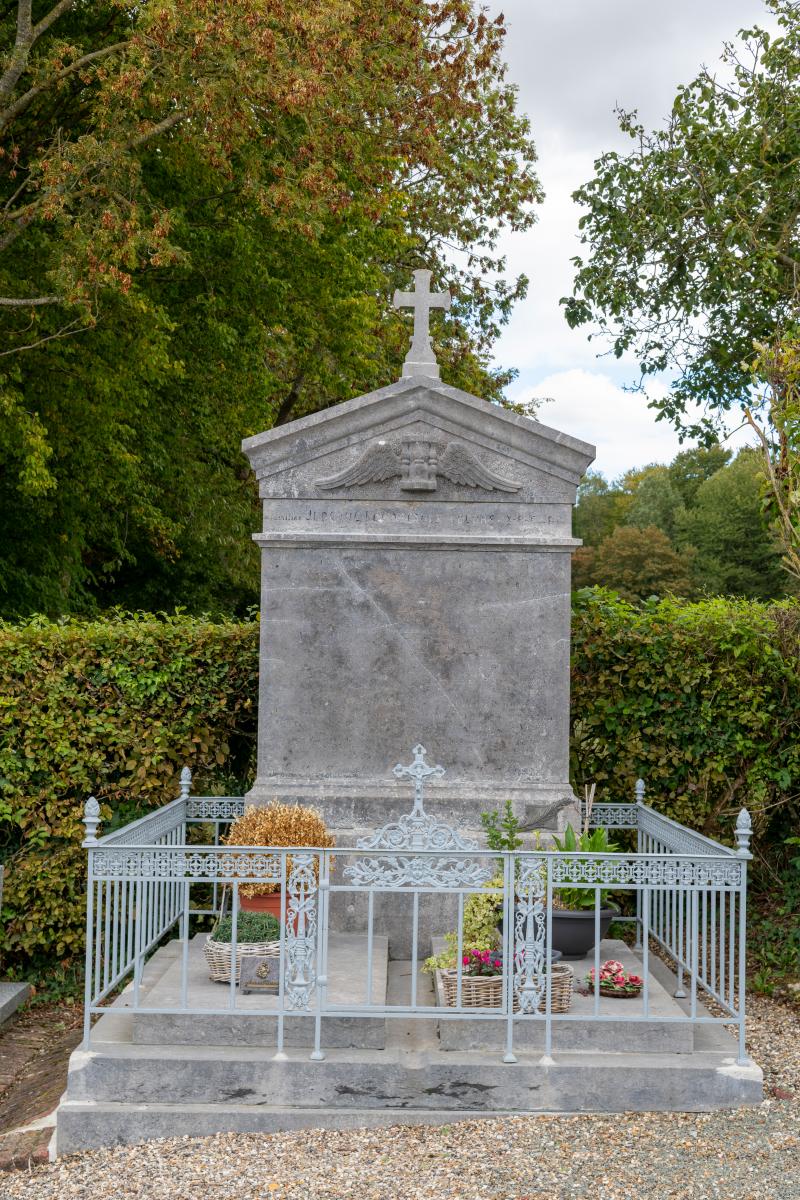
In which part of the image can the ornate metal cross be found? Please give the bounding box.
[393,269,451,379]
[393,744,445,816]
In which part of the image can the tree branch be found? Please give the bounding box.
[124,108,187,151]
[0,294,61,306]
[0,41,127,134]
[0,0,74,109]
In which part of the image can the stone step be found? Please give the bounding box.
[432,939,695,1054]
[56,1043,762,1154]
[128,933,390,1049]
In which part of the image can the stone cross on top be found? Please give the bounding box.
[393,269,451,380]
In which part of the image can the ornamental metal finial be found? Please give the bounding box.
[735,808,752,857]
[635,778,646,804]
[393,744,445,816]
[393,270,451,379]
[179,766,192,802]
[83,796,101,845]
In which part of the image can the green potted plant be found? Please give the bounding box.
[550,823,620,959]
[203,910,281,984]
[223,802,335,917]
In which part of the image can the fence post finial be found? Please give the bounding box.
[735,808,752,858]
[83,796,101,845]
[634,778,645,804]
[179,766,192,802]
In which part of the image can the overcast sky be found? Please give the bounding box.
[485,0,774,478]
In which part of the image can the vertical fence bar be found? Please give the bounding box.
[229,881,239,1010]
[180,879,190,1011]
[690,890,698,1021]
[102,880,112,993]
[410,892,419,1009]
[544,859,554,1062]
[133,878,143,1007]
[455,891,464,1010]
[641,882,650,1017]
[728,890,737,1011]
[275,853,288,1059]
[365,890,375,1006]
[737,865,748,1065]
[503,852,516,1064]
[674,884,686,998]
[83,850,96,1047]
[311,851,327,1062]
[719,891,727,1004]
[592,886,601,1018]
[111,879,120,984]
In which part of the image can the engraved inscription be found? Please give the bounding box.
[315,438,522,494]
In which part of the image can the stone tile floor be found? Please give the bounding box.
[0,1000,83,1170]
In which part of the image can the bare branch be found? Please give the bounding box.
[124,108,187,151]
[0,316,85,357]
[0,294,61,307]
[31,0,74,42]
[0,41,127,134]
[1,1,78,108]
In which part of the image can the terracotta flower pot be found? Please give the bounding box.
[239,891,283,916]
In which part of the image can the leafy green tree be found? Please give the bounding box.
[0,0,542,616]
[678,451,789,600]
[585,525,694,603]
[573,471,629,547]
[623,465,685,542]
[563,1,800,440]
[667,445,732,507]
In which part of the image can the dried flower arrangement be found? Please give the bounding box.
[224,803,335,898]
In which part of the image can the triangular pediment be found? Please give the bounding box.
[243,377,594,502]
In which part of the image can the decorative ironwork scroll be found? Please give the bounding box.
[285,852,319,1010]
[513,858,547,1014]
[344,745,492,890]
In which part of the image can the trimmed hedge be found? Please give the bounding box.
[571,591,800,841]
[0,613,259,981]
[1,596,798,983]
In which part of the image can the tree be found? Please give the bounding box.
[0,1,542,616]
[594,526,694,603]
[578,525,694,603]
[667,445,732,507]
[563,1,800,440]
[573,471,629,547]
[678,451,789,600]
[623,466,685,542]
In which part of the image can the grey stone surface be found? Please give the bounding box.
[242,374,594,840]
[431,939,693,1053]
[129,933,388,1049]
[0,980,31,1026]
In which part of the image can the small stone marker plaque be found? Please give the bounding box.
[240,955,280,994]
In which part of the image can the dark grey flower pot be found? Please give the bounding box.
[550,904,619,960]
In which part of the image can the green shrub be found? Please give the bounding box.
[0,612,259,980]
[571,590,800,846]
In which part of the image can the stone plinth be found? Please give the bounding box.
[242,376,594,833]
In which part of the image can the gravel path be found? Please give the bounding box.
[3,996,798,1200]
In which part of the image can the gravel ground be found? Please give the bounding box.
[3,995,798,1200]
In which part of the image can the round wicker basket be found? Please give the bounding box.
[597,983,642,999]
[439,962,573,1013]
[203,935,280,985]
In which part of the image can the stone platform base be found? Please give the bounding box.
[55,938,762,1154]
[0,982,31,1027]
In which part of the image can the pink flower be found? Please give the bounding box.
[493,960,501,970]
[462,955,470,965]
[613,973,625,984]
[628,974,642,986]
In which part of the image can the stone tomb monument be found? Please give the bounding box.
[242,271,594,838]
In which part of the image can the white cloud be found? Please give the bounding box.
[510,369,754,480]
[477,1,777,472]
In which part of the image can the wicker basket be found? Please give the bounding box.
[439,963,573,1013]
[597,983,642,999]
[203,935,280,985]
